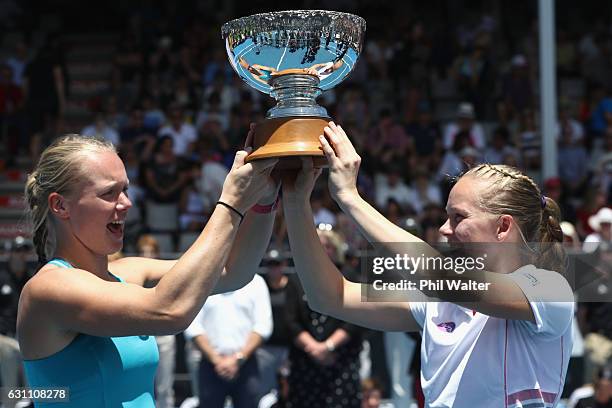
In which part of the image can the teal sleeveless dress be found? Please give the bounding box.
[23,258,159,407]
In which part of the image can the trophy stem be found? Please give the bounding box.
[267,73,329,118]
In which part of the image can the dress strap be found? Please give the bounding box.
[47,258,73,268]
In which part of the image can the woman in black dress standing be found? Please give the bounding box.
[284,228,362,408]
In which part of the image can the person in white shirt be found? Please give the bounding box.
[375,164,414,212]
[282,122,574,408]
[185,274,273,408]
[158,105,197,157]
[443,102,486,150]
[583,207,612,253]
[81,112,120,146]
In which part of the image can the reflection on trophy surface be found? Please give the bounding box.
[222,10,366,168]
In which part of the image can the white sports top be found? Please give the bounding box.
[410,265,574,408]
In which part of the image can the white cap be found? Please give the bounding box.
[588,207,612,231]
[457,102,475,119]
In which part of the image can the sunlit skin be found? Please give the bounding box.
[439,176,524,274]
[50,150,131,279]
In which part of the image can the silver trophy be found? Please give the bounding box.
[222,10,366,168]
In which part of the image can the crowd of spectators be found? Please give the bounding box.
[1,1,612,407]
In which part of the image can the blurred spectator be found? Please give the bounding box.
[574,365,612,408]
[375,163,414,212]
[576,188,608,238]
[112,34,144,105]
[142,95,166,131]
[591,128,612,199]
[0,63,25,159]
[148,35,175,83]
[409,167,442,214]
[451,43,491,117]
[197,144,229,210]
[589,87,612,139]
[544,177,576,223]
[365,109,413,169]
[583,207,612,252]
[5,40,29,86]
[421,219,444,245]
[312,189,337,227]
[171,76,198,113]
[336,86,370,130]
[258,364,290,408]
[578,31,608,87]
[81,112,121,146]
[516,109,541,170]
[158,105,197,157]
[119,106,156,154]
[557,30,577,76]
[179,162,209,231]
[143,135,188,204]
[285,228,362,408]
[0,237,34,408]
[259,251,291,396]
[202,48,233,87]
[437,131,479,182]
[202,73,238,115]
[104,95,129,131]
[558,125,589,197]
[501,54,534,116]
[23,39,66,159]
[383,198,409,227]
[483,126,519,165]
[176,45,202,86]
[199,116,230,156]
[442,102,485,150]
[581,83,605,134]
[361,378,394,408]
[557,102,585,144]
[405,102,442,170]
[561,221,581,249]
[196,91,230,133]
[136,235,175,408]
[494,99,520,137]
[185,274,272,408]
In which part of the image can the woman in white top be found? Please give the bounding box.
[282,122,574,408]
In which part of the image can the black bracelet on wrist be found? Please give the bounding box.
[217,201,244,223]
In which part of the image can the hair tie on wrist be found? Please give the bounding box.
[541,195,547,209]
[217,201,244,223]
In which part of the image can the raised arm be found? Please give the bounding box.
[20,149,278,339]
[282,158,420,332]
[110,125,278,292]
[318,123,420,245]
[317,122,542,323]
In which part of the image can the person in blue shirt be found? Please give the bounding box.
[17,127,278,407]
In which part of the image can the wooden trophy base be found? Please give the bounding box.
[246,116,330,169]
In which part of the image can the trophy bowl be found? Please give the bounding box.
[222,10,366,168]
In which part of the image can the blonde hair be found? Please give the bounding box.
[462,164,565,272]
[24,135,116,266]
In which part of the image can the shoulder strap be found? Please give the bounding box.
[47,258,73,268]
